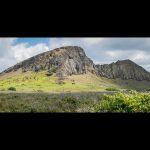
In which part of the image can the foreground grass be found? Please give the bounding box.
[0,92,105,112]
[0,91,150,112]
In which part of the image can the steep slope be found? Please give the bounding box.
[96,59,150,81]
[1,46,96,77]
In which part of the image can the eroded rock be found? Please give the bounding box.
[96,59,150,81]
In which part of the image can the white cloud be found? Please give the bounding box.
[81,38,104,45]
[49,38,73,50]
[0,38,49,72]
[0,38,16,58]
[48,38,104,50]
[105,50,123,58]
[11,43,49,62]
[103,49,150,71]
[130,51,146,61]
[0,57,16,71]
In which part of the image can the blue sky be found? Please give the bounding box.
[15,38,49,46]
[1,38,150,72]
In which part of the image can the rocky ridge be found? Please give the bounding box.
[95,59,150,81]
[2,46,96,77]
[1,46,150,81]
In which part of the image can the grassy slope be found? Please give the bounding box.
[0,70,150,92]
[0,70,121,92]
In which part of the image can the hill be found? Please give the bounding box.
[1,46,150,92]
[96,59,150,80]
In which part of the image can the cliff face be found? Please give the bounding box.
[2,46,150,81]
[96,60,150,81]
[2,46,96,76]
[54,46,96,76]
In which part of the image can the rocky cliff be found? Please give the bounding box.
[2,46,150,81]
[96,59,150,81]
[2,46,96,77]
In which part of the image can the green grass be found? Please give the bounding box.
[1,71,150,112]
[0,71,121,92]
[1,70,150,92]
[0,92,101,112]
[105,87,119,91]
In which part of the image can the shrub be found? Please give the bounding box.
[105,87,119,91]
[62,96,78,105]
[94,91,150,112]
[8,87,16,91]
[45,96,49,100]
[57,96,80,112]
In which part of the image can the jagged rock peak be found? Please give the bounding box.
[116,59,137,65]
[96,59,150,81]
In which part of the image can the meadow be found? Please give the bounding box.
[0,70,150,112]
[0,90,149,112]
[0,92,105,112]
[0,70,121,92]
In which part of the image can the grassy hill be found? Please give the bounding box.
[1,70,150,92]
[0,70,121,92]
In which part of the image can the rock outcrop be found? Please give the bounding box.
[2,46,150,81]
[2,46,96,77]
[96,59,150,81]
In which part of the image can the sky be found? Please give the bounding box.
[0,38,150,72]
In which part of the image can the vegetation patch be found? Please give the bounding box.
[94,90,150,112]
[105,87,119,91]
[0,91,149,112]
[8,87,16,91]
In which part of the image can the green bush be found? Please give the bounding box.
[105,87,119,91]
[57,96,80,112]
[62,96,78,105]
[94,91,150,112]
[8,87,16,91]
